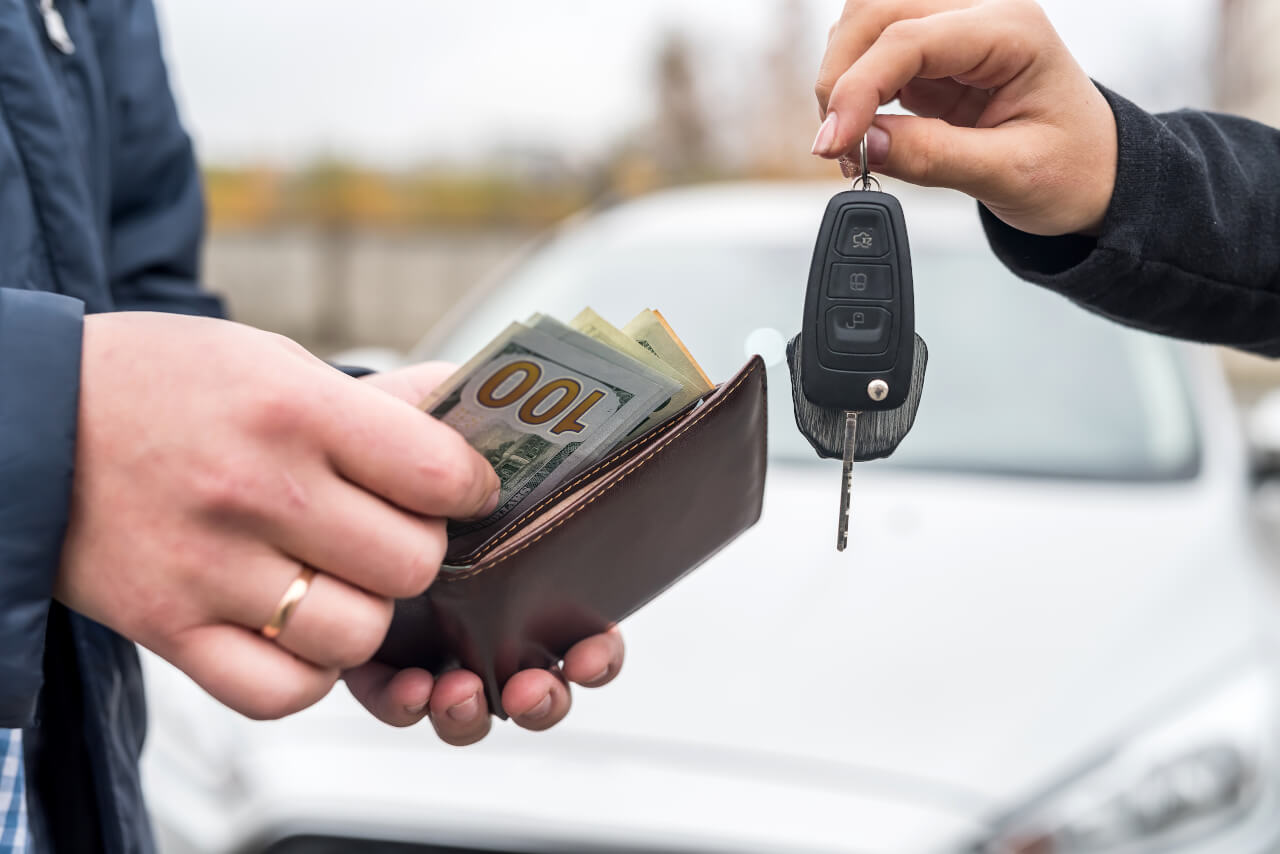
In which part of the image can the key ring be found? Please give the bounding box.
[840,135,881,192]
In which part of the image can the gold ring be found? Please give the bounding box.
[261,567,317,640]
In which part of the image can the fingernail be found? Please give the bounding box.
[584,666,611,686]
[811,112,840,157]
[867,123,890,166]
[405,701,428,716]
[521,693,554,721]
[480,488,500,517]
[446,693,482,722]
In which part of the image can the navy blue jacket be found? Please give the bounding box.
[0,0,222,851]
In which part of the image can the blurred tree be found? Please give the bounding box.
[751,0,829,177]
[1218,0,1280,127]
[291,160,359,346]
[652,30,712,180]
[203,167,284,230]
[1214,0,1280,397]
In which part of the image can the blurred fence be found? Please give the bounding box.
[206,226,538,355]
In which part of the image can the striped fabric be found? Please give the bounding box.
[0,729,28,853]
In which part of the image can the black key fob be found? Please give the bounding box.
[800,189,916,412]
[788,186,928,464]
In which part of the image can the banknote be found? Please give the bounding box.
[569,307,714,432]
[624,309,715,389]
[530,310,703,434]
[569,308,694,387]
[422,322,676,557]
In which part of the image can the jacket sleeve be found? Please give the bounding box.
[981,85,1280,357]
[101,0,224,320]
[0,289,83,726]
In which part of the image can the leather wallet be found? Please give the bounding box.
[374,356,769,715]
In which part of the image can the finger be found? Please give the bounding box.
[818,5,1042,159]
[502,668,571,732]
[562,627,625,688]
[816,0,975,113]
[864,113,1025,197]
[343,662,434,727]
[899,77,992,127]
[359,362,460,407]
[321,380,500,520]
[209,553,394,670]
[270,571,394,670]
[162,623,339,720]
[428,669,492,746]
[267,478,448,599]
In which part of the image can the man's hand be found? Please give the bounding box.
[344,362,626,745]
[59,314,500,721]
[813,0,1117,237]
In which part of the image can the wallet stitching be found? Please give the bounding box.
[444,359,762,581]
[464,405,693,561]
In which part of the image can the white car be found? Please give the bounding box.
[143,182,1280,854]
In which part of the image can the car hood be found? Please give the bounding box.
[143,468,1270,853]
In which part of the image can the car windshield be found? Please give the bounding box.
[433,199,1201,481]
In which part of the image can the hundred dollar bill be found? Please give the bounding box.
[624,309,715,390]
[421,322,675,557]
[532,312,691,434]
[569,308,695,387]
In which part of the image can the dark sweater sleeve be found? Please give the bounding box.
[0,289,83,727]
[980,85,1280,357]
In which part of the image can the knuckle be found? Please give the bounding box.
[266,331,312,360]
[191,464,263,518]
[1011,0,1049,24]
[415,450,482,509]
[399,527,447,597]
[879,18,918,45]
[248,380,309,439]
[903,132,938,183]
[330,597,393,667]
[243,672,336,721]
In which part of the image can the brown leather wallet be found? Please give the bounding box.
[374,356,768,716]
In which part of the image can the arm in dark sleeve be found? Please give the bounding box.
[101,0,224,319]
[981,85,1280,357]
[0,289,83,726]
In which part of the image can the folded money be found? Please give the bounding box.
[420,309,713,557]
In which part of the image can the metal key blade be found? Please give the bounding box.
[837,410,858,552]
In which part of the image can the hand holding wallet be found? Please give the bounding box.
[375,355,768,714]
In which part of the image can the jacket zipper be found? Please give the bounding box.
[39,0,75,54]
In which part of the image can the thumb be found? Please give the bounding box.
[866,115,1013,200]
[359,361,460,407]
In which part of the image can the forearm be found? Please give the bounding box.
[983,86,1280,356]
[0,288,83,726]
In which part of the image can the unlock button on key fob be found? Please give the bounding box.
[828,264,893,301]
[826,306,892,355]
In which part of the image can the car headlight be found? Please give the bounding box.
[975,661,1279,854]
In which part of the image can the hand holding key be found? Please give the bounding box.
[812,0,1118,238]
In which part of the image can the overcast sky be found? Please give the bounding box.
[155,0,1219,166]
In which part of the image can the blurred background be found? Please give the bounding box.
[141,2,1280,853]
[158,0,1273,396]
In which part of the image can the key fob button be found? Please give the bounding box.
[836,209,892,258]
[825,306,892,355]
[828,264,894,301]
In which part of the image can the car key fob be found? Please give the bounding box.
[787,174,928,550]
[800,188,917,412]
[789,186,928,461]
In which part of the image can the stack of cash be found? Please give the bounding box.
[422,309,714,554]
